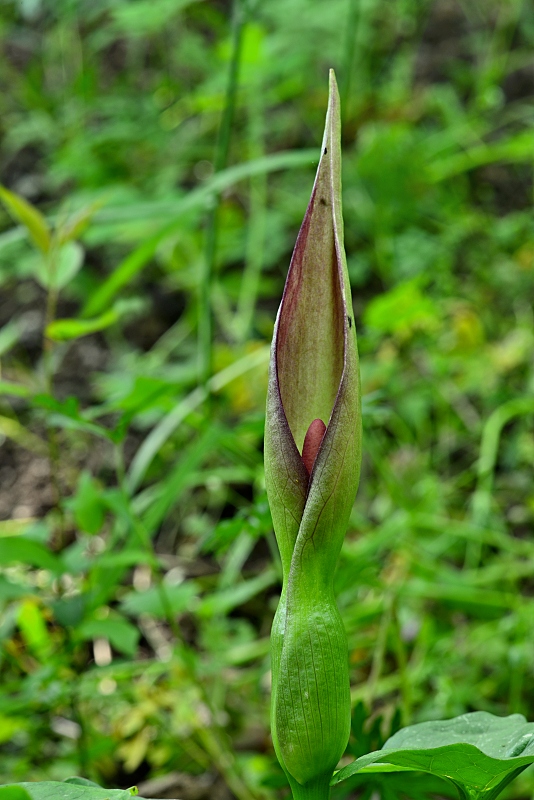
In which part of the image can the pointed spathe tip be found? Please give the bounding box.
[328,69,339,109]
[320,69,341,175]
[320,70,340,159]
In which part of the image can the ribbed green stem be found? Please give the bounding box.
[290,774,331,800]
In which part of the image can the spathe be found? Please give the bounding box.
[264,70,362,797]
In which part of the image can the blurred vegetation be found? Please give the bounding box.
[0,0,533,797]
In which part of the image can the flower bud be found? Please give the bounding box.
[264,71,362,797]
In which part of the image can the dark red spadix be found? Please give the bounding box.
[301,418,327,475]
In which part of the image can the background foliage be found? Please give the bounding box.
[0,0,534,797]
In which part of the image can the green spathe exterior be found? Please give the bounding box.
[264,71,362,799]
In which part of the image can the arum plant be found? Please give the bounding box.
[264,70,362,800]
[263,70,534,800]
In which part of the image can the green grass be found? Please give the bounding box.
[0,0,533,797]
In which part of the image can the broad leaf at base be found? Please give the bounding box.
[1,784,139,800]
[332,712,534,800]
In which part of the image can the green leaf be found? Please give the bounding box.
[120,581,198,618]
[68,471,106,535]
[34,394,113,441]
[0,537,63,573]
[0,416,48,455]
[0,318,23,357]
[46,308,118,341]
[63,779,102,787]
[331,712,534,800]
[57,199,105,245]
[17,599,53,660]
[197,568,277,617]
[0,520,34,536]
[114,375,174,415]
[5,785,140,800]
[363,279,439,337]
[81,233,165,319]
[429,129,534,182]
[55,241,84,289]
[76,617,140,657]
[0,576,27,603]
[33,241,84,290]
[0,381,32,399]
[112,0,198,36]
[0,788,32,800]
[51,594,86,627]
[0,185,50,253]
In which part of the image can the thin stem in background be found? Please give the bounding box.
[341,0,361,126]
[42,244,65,540]
[234,69,267,341]
[198,0,247,385]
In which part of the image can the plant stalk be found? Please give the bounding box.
[234,61,266,341]
[42,258,65,539]
[290,775,331,800]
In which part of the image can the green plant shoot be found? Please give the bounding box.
[264,70,362,800]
